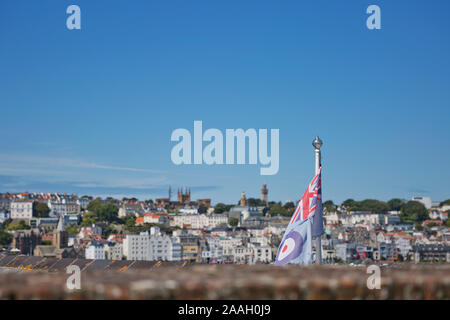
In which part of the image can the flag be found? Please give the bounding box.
[289,168,324,237]
[274,217,312,265]
[274,169,324,265]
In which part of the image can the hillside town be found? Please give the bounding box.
[0,186,449,264]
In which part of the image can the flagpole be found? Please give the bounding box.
[312,136,323,264]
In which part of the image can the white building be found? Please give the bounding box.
[335,243,356,262]
[179,207,198,215]
[143,212,170,226]
[219,237,242,250]
[171,214,205,229]
[123,232,150,261]
[219,236,271,264]
[340,212,382,226]
[207,214,228,228]
[265,224,287,237]
[10,200,34,220]
[250,243,272,263]
[412,196,432,210]
[85,241,105,259]
[170,236,182,261]
[48,201,80,218]
[384,215,401,225]
[118,203,144,218]
[201,237,224,263]
[104,242,123,260]
[324,212,340,225]
[0,211,10,223]
[171,214,228,229]
[395,237,412,257]
[246,227,265,238]
[226,245,254,264]
[250,235,269,247]
[148,235,181,261]
[123,232,181,261]
[79,197,91,210]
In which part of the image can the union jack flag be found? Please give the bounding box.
[289,168,322,226]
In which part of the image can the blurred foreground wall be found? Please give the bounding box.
[0,254,449,300]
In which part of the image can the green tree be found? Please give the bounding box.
[87,199,103,214]
[0,230,13,246]
[387,198,404,211]
[245,198,266,207]
[65,224,79,235]
[283,201,295,210]
[86,200,119,223]
[341,199,389,213]
[124,215,136,228]
[7,220,30,231]
[214,203,233,214]
[323,200,337,212]
[0,219,8,230]
[440,199,450,206]
[81,212,96,227]
[342,199,356,211]
[34,202,50,218]
[125,222,158,234]
[105,197,116,203]
[103,224,116,238]
[358,199,389,213]
[214,203,226,213]
[268,203,289,217]
[282,201,296,216]
[229,217,239,227]
[446,219,450,228]
[97,202,119,222]
[401,201,428,223]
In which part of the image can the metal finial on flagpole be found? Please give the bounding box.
[312,136,322,173]
[312,136,322,264]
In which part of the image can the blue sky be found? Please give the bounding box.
[0,0,449,204]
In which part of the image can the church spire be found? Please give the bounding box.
[56,213,65,232]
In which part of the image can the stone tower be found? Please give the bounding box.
[53,214,68,249]
[178,188,191,204]
[261,184,268,206]
[240,191,247,206]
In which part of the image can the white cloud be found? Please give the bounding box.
[0,153,168,190]
[0,154,164,174]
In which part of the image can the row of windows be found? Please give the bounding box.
[12,213,32,217]
[12,204,32,209]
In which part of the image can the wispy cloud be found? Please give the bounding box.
[0,154,164,175]
[0,154,223,200]
[0,153,168,195]
[407,187,430,194]
[73,176,168,189]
